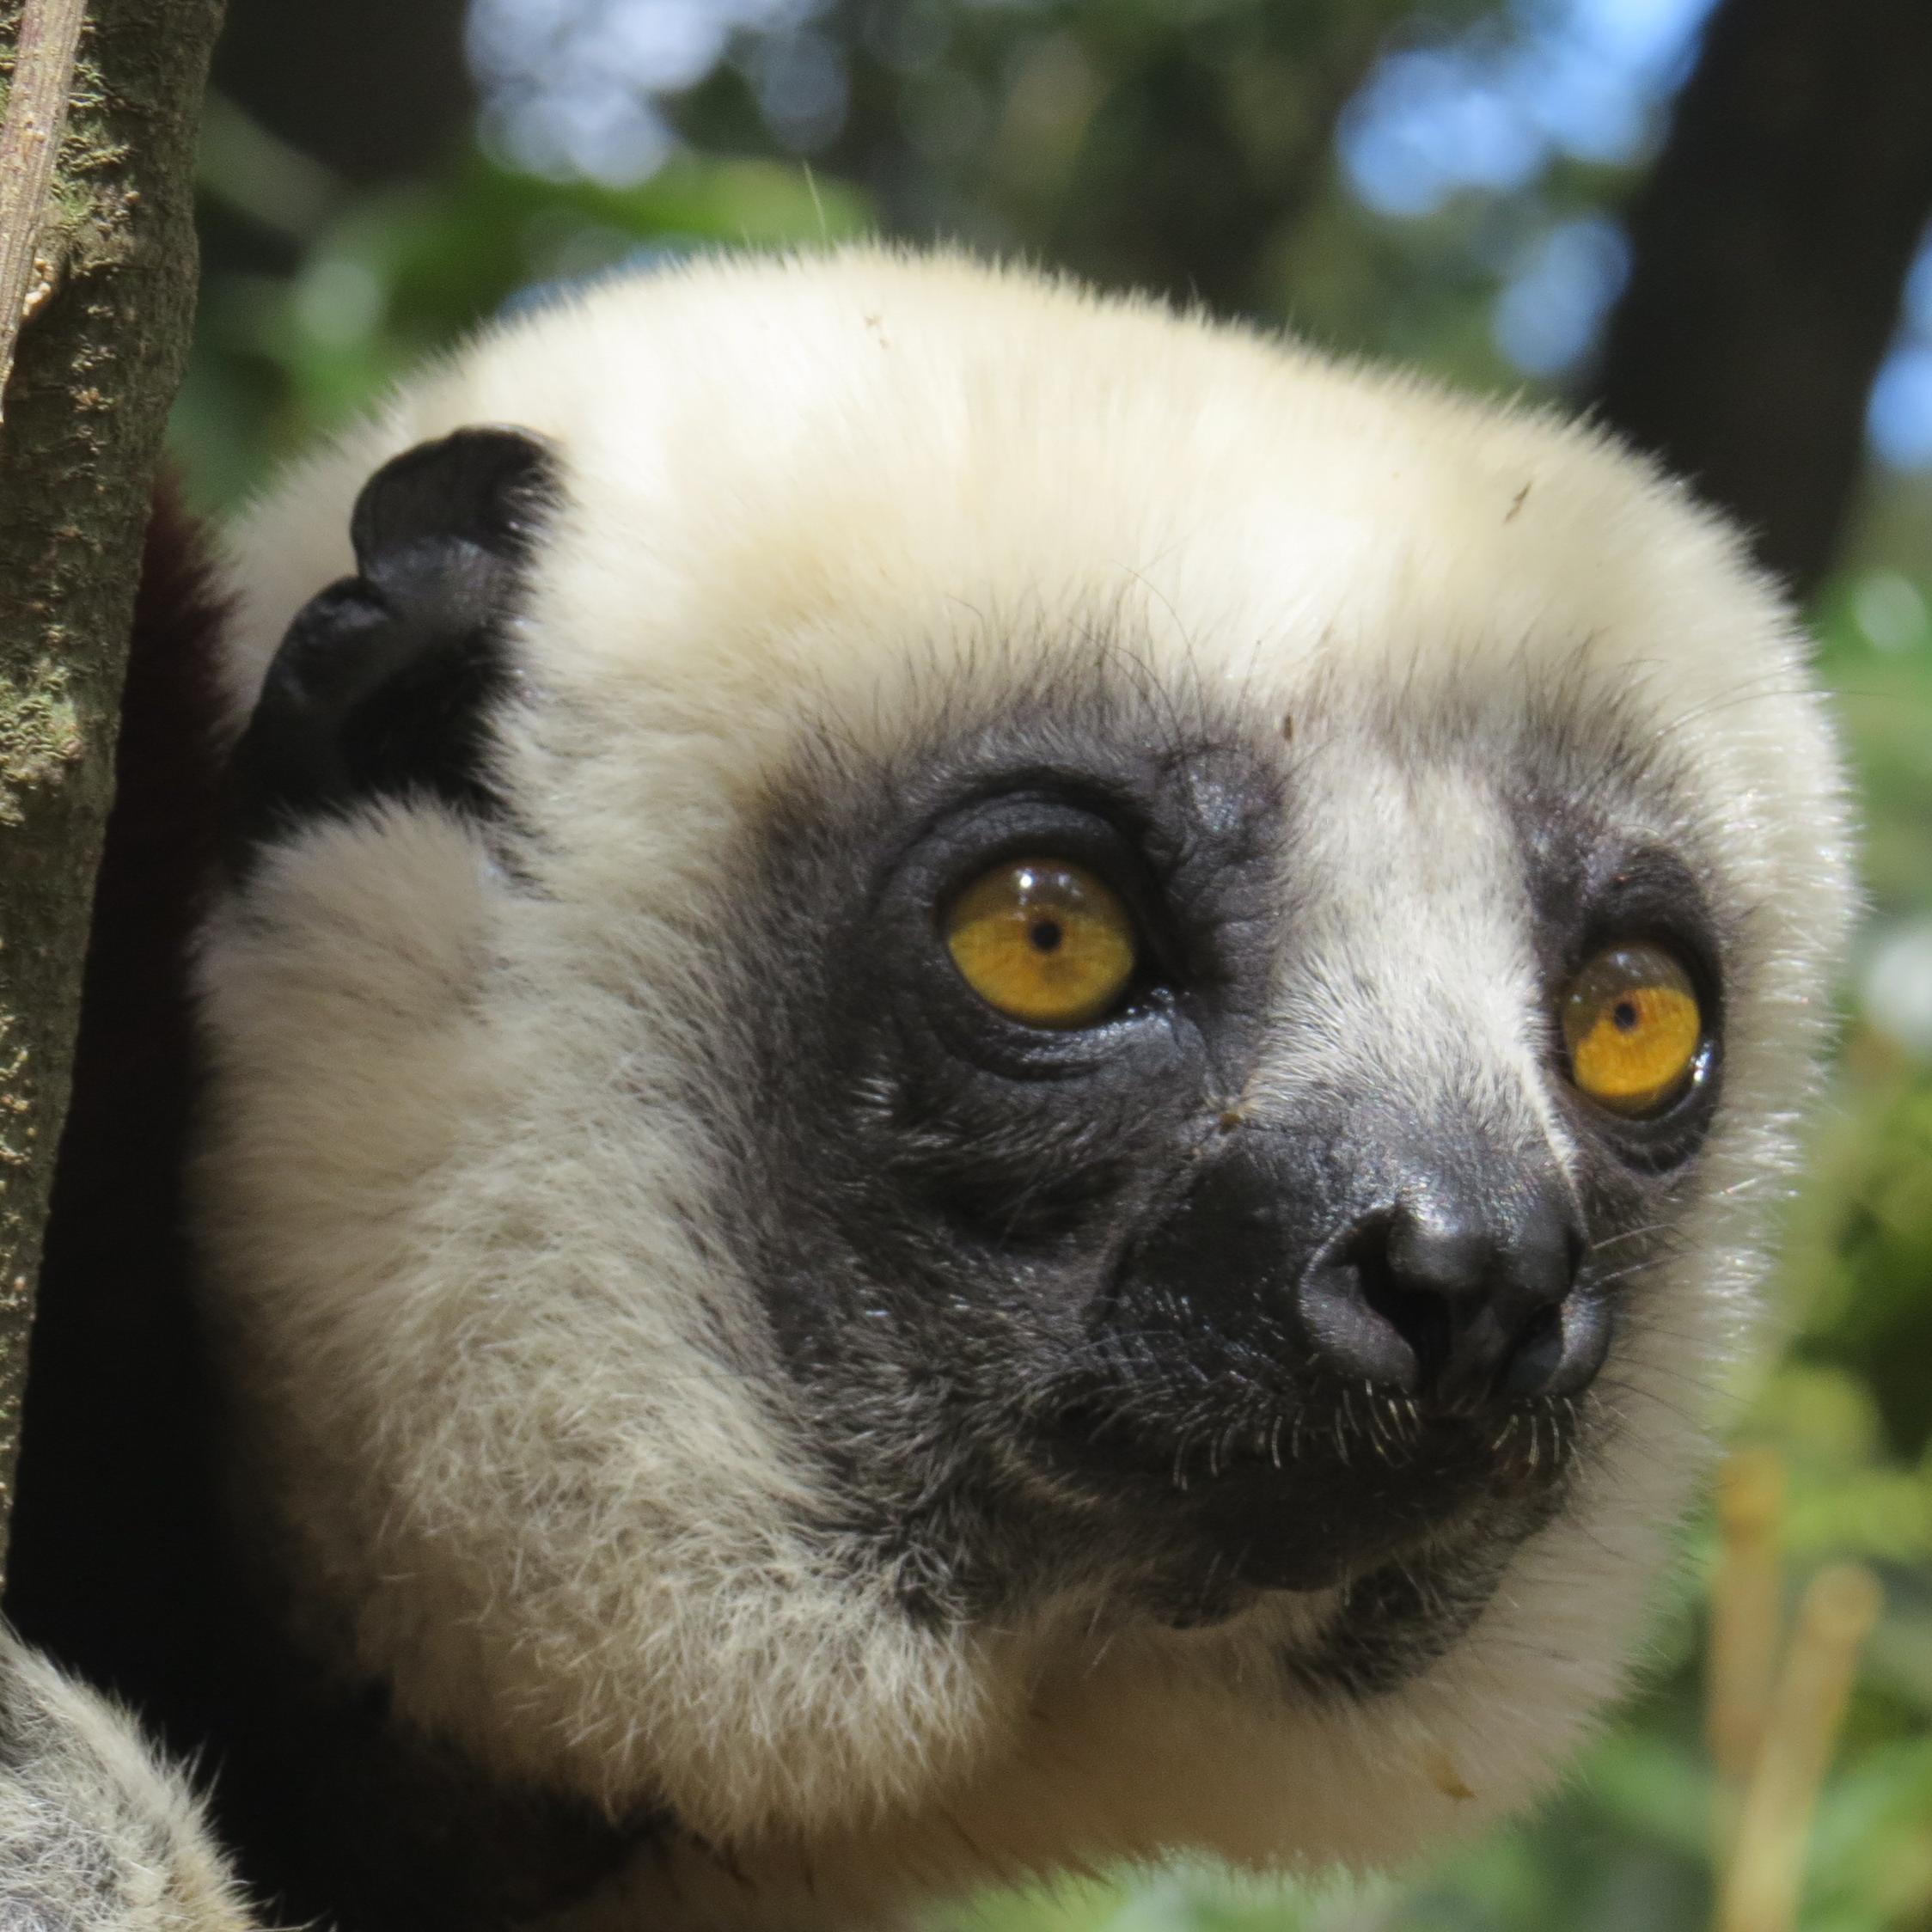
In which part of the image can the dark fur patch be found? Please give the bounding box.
[223,427,558,872]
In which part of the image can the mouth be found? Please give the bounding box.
[1282,1522,1532,1697]
[1027,1373,1580,1596]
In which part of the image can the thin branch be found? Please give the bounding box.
[1707,1449,1786,1857]
[1715,1564,1881,1932]
[0,0,86,413]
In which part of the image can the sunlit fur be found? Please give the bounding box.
[0,1638,253,1932]
[167,249,1852,1928]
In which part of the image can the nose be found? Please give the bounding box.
[1294,1190,1603,1409]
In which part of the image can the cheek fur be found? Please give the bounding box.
[192,805,1013,1840]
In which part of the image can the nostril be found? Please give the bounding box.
[1294,1224,1424,1392]
[1514,1298,1563,1358]
[1501,1296,1570,1400]
[1354,1226,1456,1387]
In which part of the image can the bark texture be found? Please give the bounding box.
[0,0,84,399]
[1595,0,1932,598]
[0,0,223,1578]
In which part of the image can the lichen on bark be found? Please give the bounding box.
[0,0,223,1580]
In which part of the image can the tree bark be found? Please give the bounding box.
[1595,0,1932,598]
[0,0,223,1580]
[0,0,83,400]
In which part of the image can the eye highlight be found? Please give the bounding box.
[1562,942,1703,1116]
[945,857,1138,1028]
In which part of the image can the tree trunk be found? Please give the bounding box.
[0,0,223,1580]
[211,0,468,186]
[1595,0,1932,599]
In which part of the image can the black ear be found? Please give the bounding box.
[223,426,559,873]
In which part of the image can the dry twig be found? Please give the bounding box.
[1708,1449,1787,1849]
[0,0,86,412]
[1715,1562,1882,1932]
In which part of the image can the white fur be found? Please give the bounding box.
[0,1629,255,1932]
[190,248,1852,1928]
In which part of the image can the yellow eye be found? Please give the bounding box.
[945,857,1138,1028]
[1562,943,1703,1116]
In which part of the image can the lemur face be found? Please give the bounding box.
[196,254,1849,1911]
[736,651,1727,1648]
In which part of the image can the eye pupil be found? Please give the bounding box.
[1030,919,1063,953]
[1611,999,1639,1032]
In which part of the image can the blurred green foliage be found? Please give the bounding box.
[667,0,1495,322]
[178,135,869,508]
[180,3,1932,1921]
[180,0,1656,511]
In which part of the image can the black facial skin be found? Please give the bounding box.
[223,426,558,874]
[717,662,1731,1674]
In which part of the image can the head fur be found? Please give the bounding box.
[196,248,1850,1926]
